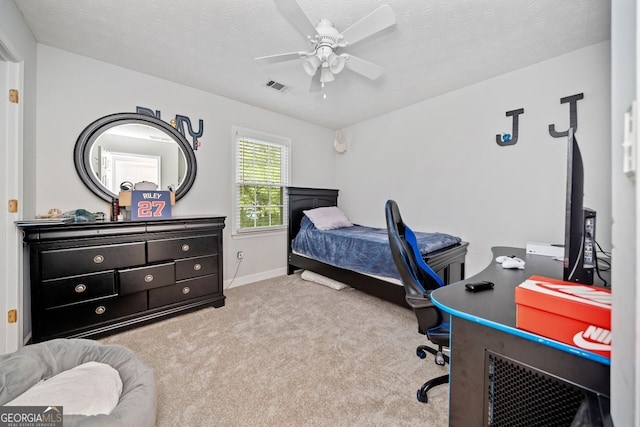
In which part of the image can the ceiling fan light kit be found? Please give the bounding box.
[256,0,396,91]
[320,66,335,84]
[303,55,321,76]
[329,54,346,74]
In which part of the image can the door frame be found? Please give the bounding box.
[0,30,24,354]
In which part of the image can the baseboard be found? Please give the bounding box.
[224,267,288,289]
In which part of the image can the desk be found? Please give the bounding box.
[431,247,610,426]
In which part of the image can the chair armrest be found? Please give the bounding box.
[405,295,434,310]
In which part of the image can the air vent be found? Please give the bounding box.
[265,80,288,92]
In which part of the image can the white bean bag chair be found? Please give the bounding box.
[0,339,156,426]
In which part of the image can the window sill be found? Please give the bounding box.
[231,228,286,240]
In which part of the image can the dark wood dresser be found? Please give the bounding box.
[19,216,225,343]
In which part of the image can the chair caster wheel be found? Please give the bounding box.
[435,351,445,366]
[416,390,428,403]
[416,348,427,359]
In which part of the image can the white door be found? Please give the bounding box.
[0,44,23,354]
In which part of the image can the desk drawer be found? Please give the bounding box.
[147,234,218,262]
[42,271,116,308]
[175,255,217,280]
[119,262,175,295]
[41,242,146,279]
[148,274,218,309]
[42,292,147,337]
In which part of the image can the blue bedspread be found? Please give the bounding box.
[292,216,461,280]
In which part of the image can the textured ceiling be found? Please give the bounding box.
[14,0,610,129]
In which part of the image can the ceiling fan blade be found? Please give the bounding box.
[340,4,396,46]
[343,54,383,80]
[255,51,306,64]
[309,71,322,92]
[274,0,318,38]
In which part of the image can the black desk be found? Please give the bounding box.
[431,247,610,426]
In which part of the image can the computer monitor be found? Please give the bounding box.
[563,128,595,284]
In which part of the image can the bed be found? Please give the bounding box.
[287,187,468,307]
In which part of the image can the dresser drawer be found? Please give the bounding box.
[42,292,148,338]
[175,255,218,280]
[42,271,116,308]
[148,274,219,309]
[41,242,146,280]
[147,234,218,262]
[119,262,175,295]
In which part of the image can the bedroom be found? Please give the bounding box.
[0,0,636,425]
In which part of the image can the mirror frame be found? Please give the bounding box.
[74,112,197,203]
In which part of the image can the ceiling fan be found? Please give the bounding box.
[255,0,396,92]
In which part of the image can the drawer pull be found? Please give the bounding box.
[93,255,104,264]
[182,287,191,294]
[193,263,202,271]
[74,284,87,293]
[144,274,154,283]
[181,244,190,252]
[95,306,106,315]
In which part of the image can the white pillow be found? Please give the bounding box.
[6,361,123,416]
[301,270,350,290]
[303,206,353,230]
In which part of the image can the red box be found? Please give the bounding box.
[515,275,611,358]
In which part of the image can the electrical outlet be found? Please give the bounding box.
[237,251,244,260]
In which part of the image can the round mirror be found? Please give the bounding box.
[74,113,197,202]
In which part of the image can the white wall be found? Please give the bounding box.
[35,45,336,285]
[338,42,611,276]
[611,0,637,424]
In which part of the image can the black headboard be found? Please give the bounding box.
[286,187,339,249]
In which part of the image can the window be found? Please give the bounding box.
[233,126,290,234]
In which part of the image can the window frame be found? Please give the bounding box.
[232,126,290,236]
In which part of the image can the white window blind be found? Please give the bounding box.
[233,127,290,234]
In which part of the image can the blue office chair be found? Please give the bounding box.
[385,200,450,403]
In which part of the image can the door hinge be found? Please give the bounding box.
[9,89,19,104]
[8,309,17,324]
[8,199,18,213]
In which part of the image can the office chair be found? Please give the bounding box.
[385,200,450,403]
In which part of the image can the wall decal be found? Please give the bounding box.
[496,108,524,146]
[136,106,204,150]
[175,115,204,151]
[136,106,161,119]
[548,93,584,138]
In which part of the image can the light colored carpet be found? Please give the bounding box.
[100,273,449,426]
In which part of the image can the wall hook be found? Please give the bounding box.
[548,93,584,138]
[496,108,524,146]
